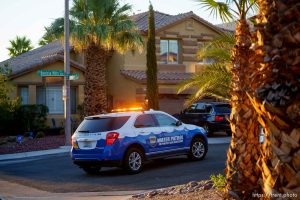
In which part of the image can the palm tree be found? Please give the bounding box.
[39,18,75,46]
[198,0,261,197]
[178,33,234,104]
[41,0,143,115]
[249,0,300,196]
[7,36,33,57]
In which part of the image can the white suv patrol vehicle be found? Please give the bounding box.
[71,109,208,174]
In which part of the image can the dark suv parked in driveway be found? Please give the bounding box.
[177,102,231,136]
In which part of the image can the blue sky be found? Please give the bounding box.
[0,0,223,61]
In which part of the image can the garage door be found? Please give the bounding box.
[159,94,187,115]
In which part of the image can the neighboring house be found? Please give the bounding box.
[0,11,223,125]
[216,18,255,32]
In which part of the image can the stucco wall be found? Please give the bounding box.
[10,61,85,126]
[107,52,144,109]
[123,17,220,73]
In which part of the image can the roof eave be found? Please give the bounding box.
[9,55,85,79]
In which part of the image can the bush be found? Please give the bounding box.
[16,104,48,133]
[210,174,226,190]
[0,100,20,135]
[35,131,45,138]
[0,104,49,136]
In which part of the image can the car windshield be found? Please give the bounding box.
[77,116,130,133]
[214,104,231,113]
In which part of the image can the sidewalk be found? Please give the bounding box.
[0,180,139,200]
[0,146,71,161]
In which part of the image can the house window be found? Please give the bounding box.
[197,41,215,64]
[160,40,178,64]
[37,86,77,114]
[19,87,29,105]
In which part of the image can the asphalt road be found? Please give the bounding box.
[0,143,229,193]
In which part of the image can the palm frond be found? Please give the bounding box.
[178,64,232,106]
[7,36,33,57]
[198,0,233,22]
[40,0,143,52]
[197,33,235,64]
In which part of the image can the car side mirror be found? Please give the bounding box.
[175,120,182,126]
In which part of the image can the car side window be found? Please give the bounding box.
[134,114,157,128]
[193,103,206,113]
[205,105,213,113]
[185,104,197,113]
[154,114,177,127]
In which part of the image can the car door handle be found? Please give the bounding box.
[139,131,146,133]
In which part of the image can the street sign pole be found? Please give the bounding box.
[64,0,71,146]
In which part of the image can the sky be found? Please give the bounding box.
[0,0,223,62]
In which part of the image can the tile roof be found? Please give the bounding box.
[120,70,192,84]
[216,19,254,32]
[132,11,222,34]
[0,40,85,78]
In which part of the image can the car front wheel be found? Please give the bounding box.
[124,147,144,174]
[188,137,207,161]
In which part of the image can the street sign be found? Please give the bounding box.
[38,70,64,76]
[69,74,79,80]
[38,70,79,80]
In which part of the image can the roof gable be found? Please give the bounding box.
[132,11,222,34]
[0,40,85,78]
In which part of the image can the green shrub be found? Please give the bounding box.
[35,131,45,138]
[16,104,49,132]
[210,174,226,190]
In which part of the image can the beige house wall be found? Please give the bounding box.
[108,17,221,110]
[123,17,220,73]
[107,52,143,108]
[10,61,85,126]
[123,37,147,71]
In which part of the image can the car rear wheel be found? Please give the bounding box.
[124,147,144,174]
[82,166,101,175]
[188,137,207,161]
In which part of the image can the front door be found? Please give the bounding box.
[153,113,187,152]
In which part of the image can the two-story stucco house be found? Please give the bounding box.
[0,11,223,125]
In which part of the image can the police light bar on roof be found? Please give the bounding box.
[111,107,144,113]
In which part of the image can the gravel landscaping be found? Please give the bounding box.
[131,180,232,200]
[0,135,65,154]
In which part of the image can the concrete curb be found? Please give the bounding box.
[208,137,231,144]
[0,146,71,161]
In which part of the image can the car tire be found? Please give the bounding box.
[188,137,208,161]
[124,147,144,174]
[82,166,101,175]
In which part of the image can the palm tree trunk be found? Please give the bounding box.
[250,0,300,197]
[225,19,261,197]
[84,44,113,116]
